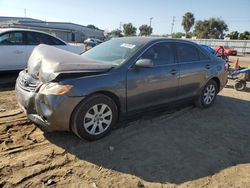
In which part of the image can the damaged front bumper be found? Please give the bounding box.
[15,78,84,131]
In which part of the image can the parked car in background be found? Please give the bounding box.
[201,45,229,62]
[16,37,228,140]
[213,46,237,56]
[0,28,84,71]
[84,38,103,47]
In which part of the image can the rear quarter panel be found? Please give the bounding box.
[207,57,228,91]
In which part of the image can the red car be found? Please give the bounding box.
[213,46,237,56]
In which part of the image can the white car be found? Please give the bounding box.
[0,28,84,71]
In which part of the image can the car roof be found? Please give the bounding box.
[0,28,48,34]
[111,37,200,46]
[0,28,66,44]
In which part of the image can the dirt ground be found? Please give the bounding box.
[0,79,250,188]
[229,54,250,68]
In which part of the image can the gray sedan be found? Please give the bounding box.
[16,37,228,140]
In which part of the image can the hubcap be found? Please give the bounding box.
[203,84,216,105]
[83,104,112,135]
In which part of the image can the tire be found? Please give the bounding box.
[195,79,218,108]
[235,81,246,91]
[71,94,118,141]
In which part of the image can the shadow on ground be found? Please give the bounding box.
[0,71,19,89]
[45,95,250,184]
[225,82,250,92]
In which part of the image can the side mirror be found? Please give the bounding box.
[135,59,154,68]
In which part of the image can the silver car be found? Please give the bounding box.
[16,37,228,140]
[0,28,84,71]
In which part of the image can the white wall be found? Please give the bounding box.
[186,39,250,53]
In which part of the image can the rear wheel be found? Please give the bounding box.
[195,80,218,108]
[71,94,118,140]
[235,80,246,91]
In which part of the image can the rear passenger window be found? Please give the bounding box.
[34,33,51,45]
[176,43,200,63]
[27,32,40,45]
[26,32,65,45]
[48,35,65,45]
[141,42,174,66]
[26,32,50,45]
[199,50,210,60]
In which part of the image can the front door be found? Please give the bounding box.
[0,31,26,71]
[126,42,179,112]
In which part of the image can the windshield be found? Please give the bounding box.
[81,38,144,66]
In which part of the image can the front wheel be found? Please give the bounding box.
[71,94,118,140]
[195,80,218,108]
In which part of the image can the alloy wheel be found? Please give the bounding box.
[83,104,112,135]
[203,84,216,105]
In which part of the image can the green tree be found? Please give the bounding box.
[226,31,239,39]
[193,20,210,38]
[208,18,228,39]
[108,29,123,38]
[239,31,250,40]
[171,32,185,38]
[87,24,99,30]
[182,12,195,37]
[139,24,153,36]
[123,23,137,36]
[193,18,228,39]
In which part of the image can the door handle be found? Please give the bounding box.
[14,50,24,54]
[170,69,178,75]
[205,64,211,69]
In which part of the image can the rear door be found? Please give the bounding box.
[25,31,67,60]
[126,42,179,112]
[175,42,211,98]
[0,31,26,71]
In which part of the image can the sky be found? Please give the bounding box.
[0,0,249,35]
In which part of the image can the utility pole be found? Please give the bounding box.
[119,22,123,31]
[149,17,153,27]
[170,16,175,36]
[24,8,27,17]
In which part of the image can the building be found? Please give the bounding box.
[0,16,104,42]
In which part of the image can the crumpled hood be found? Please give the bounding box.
[28,44,112,83]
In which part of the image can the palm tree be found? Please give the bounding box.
[182,12,195,37]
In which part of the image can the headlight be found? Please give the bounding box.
[39,83,73,95]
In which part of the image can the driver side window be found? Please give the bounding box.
[0,32,24,45]
[141,42,174,66]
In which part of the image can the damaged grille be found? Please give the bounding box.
[17,70,40,92]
